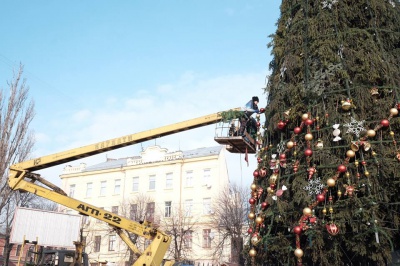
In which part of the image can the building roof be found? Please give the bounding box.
[84,146,223,172]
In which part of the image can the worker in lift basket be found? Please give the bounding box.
[238,96,260,137]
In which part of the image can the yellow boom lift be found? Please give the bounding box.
[8,108,256,266]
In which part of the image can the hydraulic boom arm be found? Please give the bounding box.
[8,108,239,266]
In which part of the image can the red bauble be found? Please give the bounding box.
[253,170,259,178]
[259,167,267,177]
[316,193,325,202]
[337,164,347,173]
[270,184,276,190]
[304,148,313,157]
[293,226,302,235]
[294,127,302,134]
[380,119,390,127]
[261,201,269,209]
[277,121,286,130]
[259,108,265,113]
[256,121,261,127]
[249,198,256,205]
[305,118,313,126]
[247,227,253,234]
[326,223,340,236]
[257,157,262,163]
[279,153,286,160]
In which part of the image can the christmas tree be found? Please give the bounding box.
[246,0,400,265]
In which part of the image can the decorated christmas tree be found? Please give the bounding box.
[246,0,400,265]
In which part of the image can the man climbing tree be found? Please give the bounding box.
[246,1,400,265]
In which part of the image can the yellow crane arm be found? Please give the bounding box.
[8,108,239,266]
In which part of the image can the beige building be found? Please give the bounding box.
[60,145,231,266]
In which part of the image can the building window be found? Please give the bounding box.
[112,206,118,214]
[165,201,172,217]
[165,173,173,189]
[184,231,193,249]
[15,244,22,256]
[146,202,155,222]
[185,171,193,187]
[203,229,212,248]
[94,235,101,252]
[114,179,121,194]
[203,198,212,214]
[108,235,116,251]
[132,177,139,192]
[184,199,193,217]
[86,183,93,198]
[69,184,75,197]
[149,175,156,190]
[100,181,107,196]
[203,168,211,186]
[130,204,137,220]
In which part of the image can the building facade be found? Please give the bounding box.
[60,145,231,266]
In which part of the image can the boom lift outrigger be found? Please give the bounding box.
[8,108,255,266]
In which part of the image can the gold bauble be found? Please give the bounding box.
[329,207,334,214]
[346,150,355,158]
[327,178,336,187]
[305,133,313,141]
[364,171,370,176]
[248,212,255,220]
[255,216,264,224]
[390,131,395,136]
[354,160,359,166]
[302,113,309,120]
[249,248,257,257]
[390,108,399,116]
[345,171,350,178]
[294,248,304,258]
[322,208,327,215]
[251,183,257,191]
[303,207,312,216]
[287,141,294,149]
[372,151,377,156]
[337,190,342,197]
[367,129,376,137]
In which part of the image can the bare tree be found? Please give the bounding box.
[118,193,155,264]
[210,183,249,266]
[160,205,199,262]
[0,64,35,266]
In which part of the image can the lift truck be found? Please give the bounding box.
[8,108,256,266]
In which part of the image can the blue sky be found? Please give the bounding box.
[0,1,281,187]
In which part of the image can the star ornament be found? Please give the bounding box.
[343,117,366,138]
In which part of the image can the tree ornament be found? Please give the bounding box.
[294,248,304,258]
[344,185,355,197]
[247,227,253,234]
[269,173,278,184]
[327,178,336,187]
[304,178,324,196]
[380,119,390,127]
[250,183,257,191]
[249,198,256,205]
[343,117,366,138]
[255,216,263,225]
[370,87,379,98]
[249,248,257,257]
[294,127,302,134]
[253,170,260,178]
[302,113,309,121]
[261,201,269,209]
[277,120,286,130]
[367,129,376,138]
[303,207,312,216]
[390,108,399,116]
[293,225,302,235]
[305,118,313,126]
[316,193,325,202]
[341,100,352,111]
[326,223,340,236]
[258,167,267,177]
[332,124,342,141]
[305,133,313,141]
[304,148,313,157]
[337,164,347,173]
[248,212,255,220]
[316,138,324,149]
[287,141,294,149]
[346,150,356,158]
